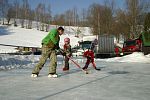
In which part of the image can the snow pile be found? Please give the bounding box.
[0,54,39,70]
[146,54,150,58]
[0,54,64,70]
[96,52,150,63]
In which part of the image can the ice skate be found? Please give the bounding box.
[48,73,58,78]
[31,73,38,78]
[63,67,69,71]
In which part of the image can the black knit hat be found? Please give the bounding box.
[58,27,64,31]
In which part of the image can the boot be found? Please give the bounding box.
[95,67,101,71]
[63,67,69,71]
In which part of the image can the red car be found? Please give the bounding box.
[122,39,142,55]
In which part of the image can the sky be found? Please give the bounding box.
[10,0,126,16]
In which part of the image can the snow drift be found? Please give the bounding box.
[96,52,150,63]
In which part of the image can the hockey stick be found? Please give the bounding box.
[66,56,89,74]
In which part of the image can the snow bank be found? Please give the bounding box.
[96,52,150,63]
[0,54,39,70]
[0,54,64,70]
[146,54,150,58]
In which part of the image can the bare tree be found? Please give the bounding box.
[144,13,150,32]
[24,0,30,29]
[103,0,116,34]
[0,0,9,25]
[13,0,19,26]
[72,7,78,26]
[125,0,149,38]
[6,5,16,24]
[35,4,40,30]
[19,0,30,28]
[45,4,52,32]
[19,7,25,28]
[54,14,66,25]
[88,3,106,35]
[40,3,46,31]
[144,13,150,42]
[47,4,51,24]
[65,9,74,26]
[112,9,130,40]
[35,3,46,30]
[88,0,115,35]
[27,9,34,29]
[80,8,88,27]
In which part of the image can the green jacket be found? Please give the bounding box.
[42,29,60,49]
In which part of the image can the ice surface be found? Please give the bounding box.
[0,55,150,100]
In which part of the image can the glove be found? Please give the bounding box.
[87,56,91,59]
[55,44,60,50]
[58,49,66,56]
[67,53,72,57]
[62,52,66,56]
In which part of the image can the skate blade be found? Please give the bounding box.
[48,74,58,78]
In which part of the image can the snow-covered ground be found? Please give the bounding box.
[0,25,91,53]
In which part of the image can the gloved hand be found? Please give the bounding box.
[62,52,66,56]
[58,49,66,56]
[87,56,91,59]
[67,53,72,57]
[55,44,60,50]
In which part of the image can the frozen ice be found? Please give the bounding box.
[0,55,150,100]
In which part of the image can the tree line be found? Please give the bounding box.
[0,0,150,39]
[87,0,149,40]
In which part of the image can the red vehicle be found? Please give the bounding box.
[122,39,142,55]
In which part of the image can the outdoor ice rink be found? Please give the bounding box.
[0,58,150,100]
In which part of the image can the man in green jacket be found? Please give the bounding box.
[31,27,64,78]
